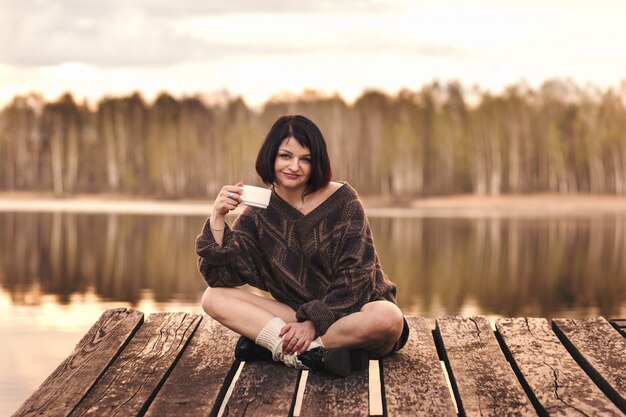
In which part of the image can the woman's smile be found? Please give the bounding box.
[282,172,301,180]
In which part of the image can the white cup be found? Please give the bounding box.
[241,185,272,209]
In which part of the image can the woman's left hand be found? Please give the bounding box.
[280,320,316,356]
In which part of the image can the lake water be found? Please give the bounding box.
[2,209,626,414]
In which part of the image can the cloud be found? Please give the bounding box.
[137,0,403,16]
[0,0,456,68]
[4,0,624,108]
[0,0,203,66]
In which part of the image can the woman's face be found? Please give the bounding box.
[274,137,312,191]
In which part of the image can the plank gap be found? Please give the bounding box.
[440,360,458,414]
[553,319,626,413]
[433,325,459,415]
[433,324,464,416]
[381,318,455,416]
[217,361,244,417]
[610,319,626,338]
[494,323,546,417]
[378,358,387,417]
[498,318,622,416]
[292,370,309,416]
[69,313,202,416]
[137,314,201,416]
[68,311,145,416]
[432,328,446,361]
[436,316,535,416]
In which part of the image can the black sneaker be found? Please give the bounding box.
[234,336,273,362]
[349,349,370,371]
[298,347,352,377]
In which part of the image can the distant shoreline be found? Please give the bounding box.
[1,192,626,217]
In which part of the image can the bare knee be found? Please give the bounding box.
[201,286,231,321]
[362,302,404,343]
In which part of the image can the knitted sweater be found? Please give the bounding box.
[195,182,397,336]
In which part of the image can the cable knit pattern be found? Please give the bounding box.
[196,182,397,336]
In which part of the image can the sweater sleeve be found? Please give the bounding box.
[295,197,378,336]
[195,213,266,289]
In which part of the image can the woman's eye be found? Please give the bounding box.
[301,158,311,164]
[279,153,290,159]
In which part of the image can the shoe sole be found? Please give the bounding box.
[324,349,352,377]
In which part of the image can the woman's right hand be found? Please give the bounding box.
[212,181,244,218]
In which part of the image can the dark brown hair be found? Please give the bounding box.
[255,115,332,196]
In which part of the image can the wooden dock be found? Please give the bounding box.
[12,309,626,416]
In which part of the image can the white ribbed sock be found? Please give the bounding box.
[255,317,285,355]
[307,336,324,351]
[255,317,305,369]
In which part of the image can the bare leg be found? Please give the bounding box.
[320,300,404,358]
[202,286,296,340]
[203,287,404,358]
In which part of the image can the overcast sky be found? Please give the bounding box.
[1,0,626,107]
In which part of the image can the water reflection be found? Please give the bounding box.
[1,212,206,306]
[371,216,626,318]
[1,212,625,317]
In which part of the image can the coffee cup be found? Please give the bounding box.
[241,185,272,209]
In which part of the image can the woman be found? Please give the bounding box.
[196,115,408,377]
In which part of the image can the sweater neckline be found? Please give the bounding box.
[271,182,348,220]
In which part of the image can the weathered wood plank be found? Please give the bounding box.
[382,317,456,417]
[12,308,144,417]
[222,361,300,416]
[436,316,535,417]
[145,316,240,417]
[553,317,626,412]
[497,317,622,416]
[299,368,369,417]
[70,312,201,417]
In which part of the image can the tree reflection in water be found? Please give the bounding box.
[0,212,206,306]
[372,216,626,318]
[1,212,625,318]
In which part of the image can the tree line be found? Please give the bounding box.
[1,79,625,198]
